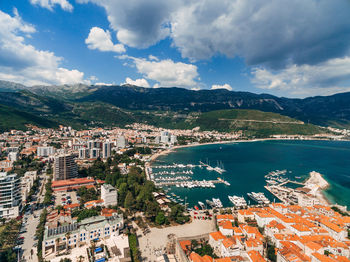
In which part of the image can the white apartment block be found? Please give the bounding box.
[37,146,55,157]
[0,172,22,219]
[101,184,118,207]
[43,215,123,257]
[21,171,37,202]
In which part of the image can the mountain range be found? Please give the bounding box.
[0,80,349,135]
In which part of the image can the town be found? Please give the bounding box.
[0,124,349,262]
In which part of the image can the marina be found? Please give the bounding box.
[151,141,350,208]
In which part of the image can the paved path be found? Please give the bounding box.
[137,213,216,262]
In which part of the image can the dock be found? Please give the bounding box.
[278,180,305,186]
[154,179,228,187]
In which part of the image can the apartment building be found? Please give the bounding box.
[0,172,22,219]
[54,154,78,181]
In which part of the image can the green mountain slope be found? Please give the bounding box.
[192,109,324,137]
[0,104,58,132]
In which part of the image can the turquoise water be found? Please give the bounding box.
[152,140,350,208]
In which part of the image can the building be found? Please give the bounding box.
[54,154,78,181]
[116,136,127,148]
[101,184,118,207]
[159,131,177,145]
[78,148,89,159]
[0,172,22,219]
[42,214,124,257]
[8,151,18,162]
[90,148,100,159]
[51,177,95,192]
[21,171,37,202]
[88,140,101,149]
[37,146,55,157]
[102,142,112,159]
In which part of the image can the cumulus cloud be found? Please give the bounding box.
[211,84,232,91]
[171,0,350,67]
[0,10,88,86]
[251,57,350,96]
[77,0,179,48]
[30,0,73,12]
[119,55,199,88]
[123,77,150,87]
[85,27,125,53]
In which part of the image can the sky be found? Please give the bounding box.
[0,0,350,98]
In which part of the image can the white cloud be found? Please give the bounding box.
[148,55,159,61]
[78,0,350,70]
[94,82,114,86]
[77,0,179,48]
[171,0,350,67]
[211,84,232,91]
[30,0,73,12]
[0,10,88,86]
[123,77,150,87]
[251,56,350,97]
[85,27,125,53]
[119,55,199,88]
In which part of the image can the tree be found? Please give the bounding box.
[124,191,135,209]
[155,212,166,225]
[65,232,71,250]
[55,237,61,255]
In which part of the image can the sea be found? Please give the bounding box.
[151,140,350,208]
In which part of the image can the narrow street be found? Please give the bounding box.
[20,170,48,262]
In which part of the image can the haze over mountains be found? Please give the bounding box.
[1,80,350,133]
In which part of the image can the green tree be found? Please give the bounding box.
[124,192,135,209]
[155,212,166,225]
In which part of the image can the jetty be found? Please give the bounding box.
[154,179,229,187]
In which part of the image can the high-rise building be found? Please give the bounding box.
[160,131,170,144]
[37,146,55,157]
[170,135,177,144]
[102,142,112,159]
[101,184,118,207]
[90,148,100,159]
[53,154,78,181]
[0,172,22,219]
[88,140,101,149]
[116,136,127,149]
[78,148,89,159]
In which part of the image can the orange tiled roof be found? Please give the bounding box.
[222,238,236,248]
[209,231,225,241]
[52,178,95,188]
[63,203,80,209]
[247,250,267,262]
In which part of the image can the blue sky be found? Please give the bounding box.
[0,0,350,98]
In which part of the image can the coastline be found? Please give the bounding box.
[149,137,346,163]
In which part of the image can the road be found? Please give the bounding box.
[20,170,48,262]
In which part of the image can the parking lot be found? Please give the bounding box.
[54,191,79,206]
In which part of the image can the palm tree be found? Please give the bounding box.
[55,237,61,255]
[65,232,71,251]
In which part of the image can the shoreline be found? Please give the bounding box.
[147,138,348,208]
[149,137,349,163]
